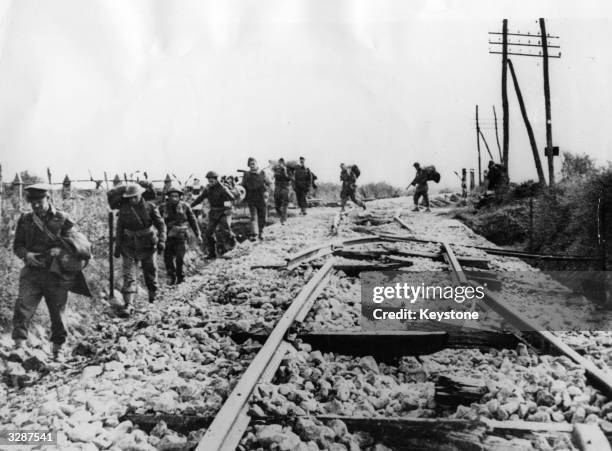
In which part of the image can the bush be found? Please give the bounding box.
[358,182,402,199]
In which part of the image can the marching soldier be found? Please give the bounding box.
[340,163,366,211]
[242,157,272,241]
[191,171,237,259]
[12,184,91,361]
[159,185,202,285]
[410,162,430,212]
[293,156,317,215]
[114,183,166,312]
[273,158,293,225]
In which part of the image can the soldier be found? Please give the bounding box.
[487,160,502,191]
[410,162,430,212]
[12,184,91,360]
[273,158,293,225]
[113,183,166,312]
[242,157,272,241]
[293,156,317,215]
[340,163,366,211]
[191,171,237,259]
[159,185,202,285]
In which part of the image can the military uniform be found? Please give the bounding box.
[242,169,271,239]
[340,168,365,210]
[191,182,236,257]
[116,199,166,302]
[160,200,200,284]
[410,169,430,210]
[12,205,77,349]
[273,166,293,224]
[293,166,315,214]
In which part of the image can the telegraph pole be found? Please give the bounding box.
[476,105,482,185]
[489,19,560,187]
[540,18,556,186]
[492,106,502,162]
[507,59,546,185]
[501,19,509,182]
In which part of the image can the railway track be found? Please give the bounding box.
[193,211,612,451]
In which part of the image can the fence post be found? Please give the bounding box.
[108,211,115,300]
[600,190,607,271]
[62,174,72,200]
[529,197,534,252]
[461,169,467,200]
[0,164,3,220]
[12,173,22,209]
[469,169,475,191]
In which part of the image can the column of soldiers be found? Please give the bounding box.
[8,159,359,360]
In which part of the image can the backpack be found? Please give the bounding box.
[350,165,361,178]
[244,171,266,193]
[107,185,127,210]
[423,165,441,183]
[138,181,157,201]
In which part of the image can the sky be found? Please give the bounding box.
[0,0,611,188]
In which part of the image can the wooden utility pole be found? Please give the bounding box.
[540,18,556,186]
[492,106,502,161]
[501,19,509,181]
[478,129,495,161]
[489,19,560,187]
[475,105,482,185]
[507,59,546,185]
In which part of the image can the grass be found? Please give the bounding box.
[0,190,209,334]
[451,153,612,270]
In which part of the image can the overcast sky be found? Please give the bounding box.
[0,0,611,188]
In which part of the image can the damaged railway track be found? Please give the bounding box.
[192,213,612,450]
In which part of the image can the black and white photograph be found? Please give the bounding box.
[1,1,612,450]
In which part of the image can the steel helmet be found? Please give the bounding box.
[24,183,51,200]
[122,183,145,198]
[166,184,184,195]
[206,171,219,179]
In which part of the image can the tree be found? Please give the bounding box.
[561,152,596,180]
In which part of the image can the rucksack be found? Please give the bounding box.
[423,165,441,183]
[244,171,266,193]
[350,165,361,178]
[107,185,127,210]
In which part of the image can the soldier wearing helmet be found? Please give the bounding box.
[242,157,272,241]
[114,183,166,311]
[12,183,91,361]
[409,162,430,212]
[191,171,238,259]
[159,184,202,284]
[273,158,293,225]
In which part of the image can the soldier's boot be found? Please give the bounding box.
[148,290,157,303]
[176,274,184,285]
[425,208,431,212]
[120,292,135,316]
[167,274,176,285]
[412,206,420,212]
